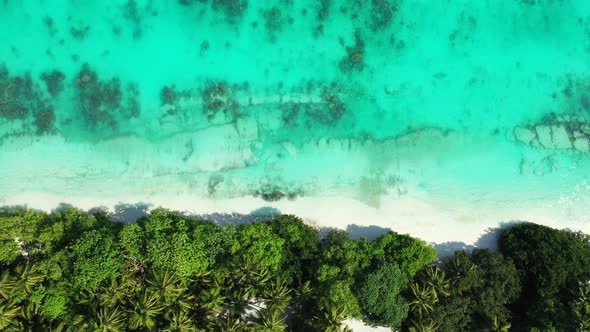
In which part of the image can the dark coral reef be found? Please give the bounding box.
[75,64,140,130]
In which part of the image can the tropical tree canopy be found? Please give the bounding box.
[0,208,586,331]
[357,262,409,328]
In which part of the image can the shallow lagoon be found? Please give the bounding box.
[1,0,590,239]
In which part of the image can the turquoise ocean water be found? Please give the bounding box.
[1,0,590,229]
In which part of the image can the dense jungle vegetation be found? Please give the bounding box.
[0,208,589,331]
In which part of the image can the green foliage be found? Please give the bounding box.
[499,223,590,330]
[408,282,437,318]
[500,223,590,296]
[412,249,521,331]
[40,293,66,320]
[193,222,230,264]
[313,301,354,332]
[321,279,361,317]
[0,271,16,299]
[0,208,586,331]
[232,222,284,272]
[370,232,437,277]
[70,229,123,290]
[358,262,409,328]
[0,210,49,243]
[0,210,49,265]
[0,299,22,330]
[146,270,184,305]
[169,231,209,280]
[43,208,99,249]
[28,285,46,306]
[140,210,214,281]
[127,289,164,330]
[313,230,436,325]
[470,249,521,324]
[444,250,482,294]
[571,280,590,331]
[13,263,45,297]
[312,230,368,319]
[0,241,19,266]
[252,306,287,332]
[261,278,291,311]
[421,266,450,299]
[0,208,102,266]
[429,295,473,331]
[270,215,319,285]
[320,230,371,277]
[118,223,145,260]
[39,249,71,283]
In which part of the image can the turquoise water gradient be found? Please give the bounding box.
[1,1,590,225]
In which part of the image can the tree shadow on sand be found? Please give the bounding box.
[316,224,395,242]
[181,206,282,226]
[111,202,152,223]
[434,220,523,257]
[346,224,392,241]
[52,202,75,213]
[82,202,152,223]
[0,204,29,211]
[83,203,282,226]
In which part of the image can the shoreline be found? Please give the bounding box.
[3,191,587,252]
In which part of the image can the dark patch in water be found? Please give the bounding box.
[40,70,65,96]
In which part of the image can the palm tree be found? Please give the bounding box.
[230,256,272,293]
[445,254,478,295]
[423,266,450,299]
[60,314,88,332]
[408,282,437,318]
[187,269,214,293]
[293,280,312,304]
[292,280,313,317]
[224,257,275,321]
[571,280,590,332]
[290,281,314,330]
[0,299,22,331]
[225,287,252,320]
[21,300,43,330]
[99,278,134,309]
[0,271,15,299]
[446,254,477,280]
[146,270,184,305]
[251,307,287,332]
[209,315,247,332]
[200,283,226,314]
[13,263,44,295]
[250,265,272,290]
[77,288,100,313]
[127,289,164,330]
[78,279,134,316]
[408,318,439,332]
[314,302,351,332]
[167,291,196,315]
[163,309,201,332]
[261,279,291,311]
[44,318,73,332]
[488,315,511,332]
[89,306,127,332]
